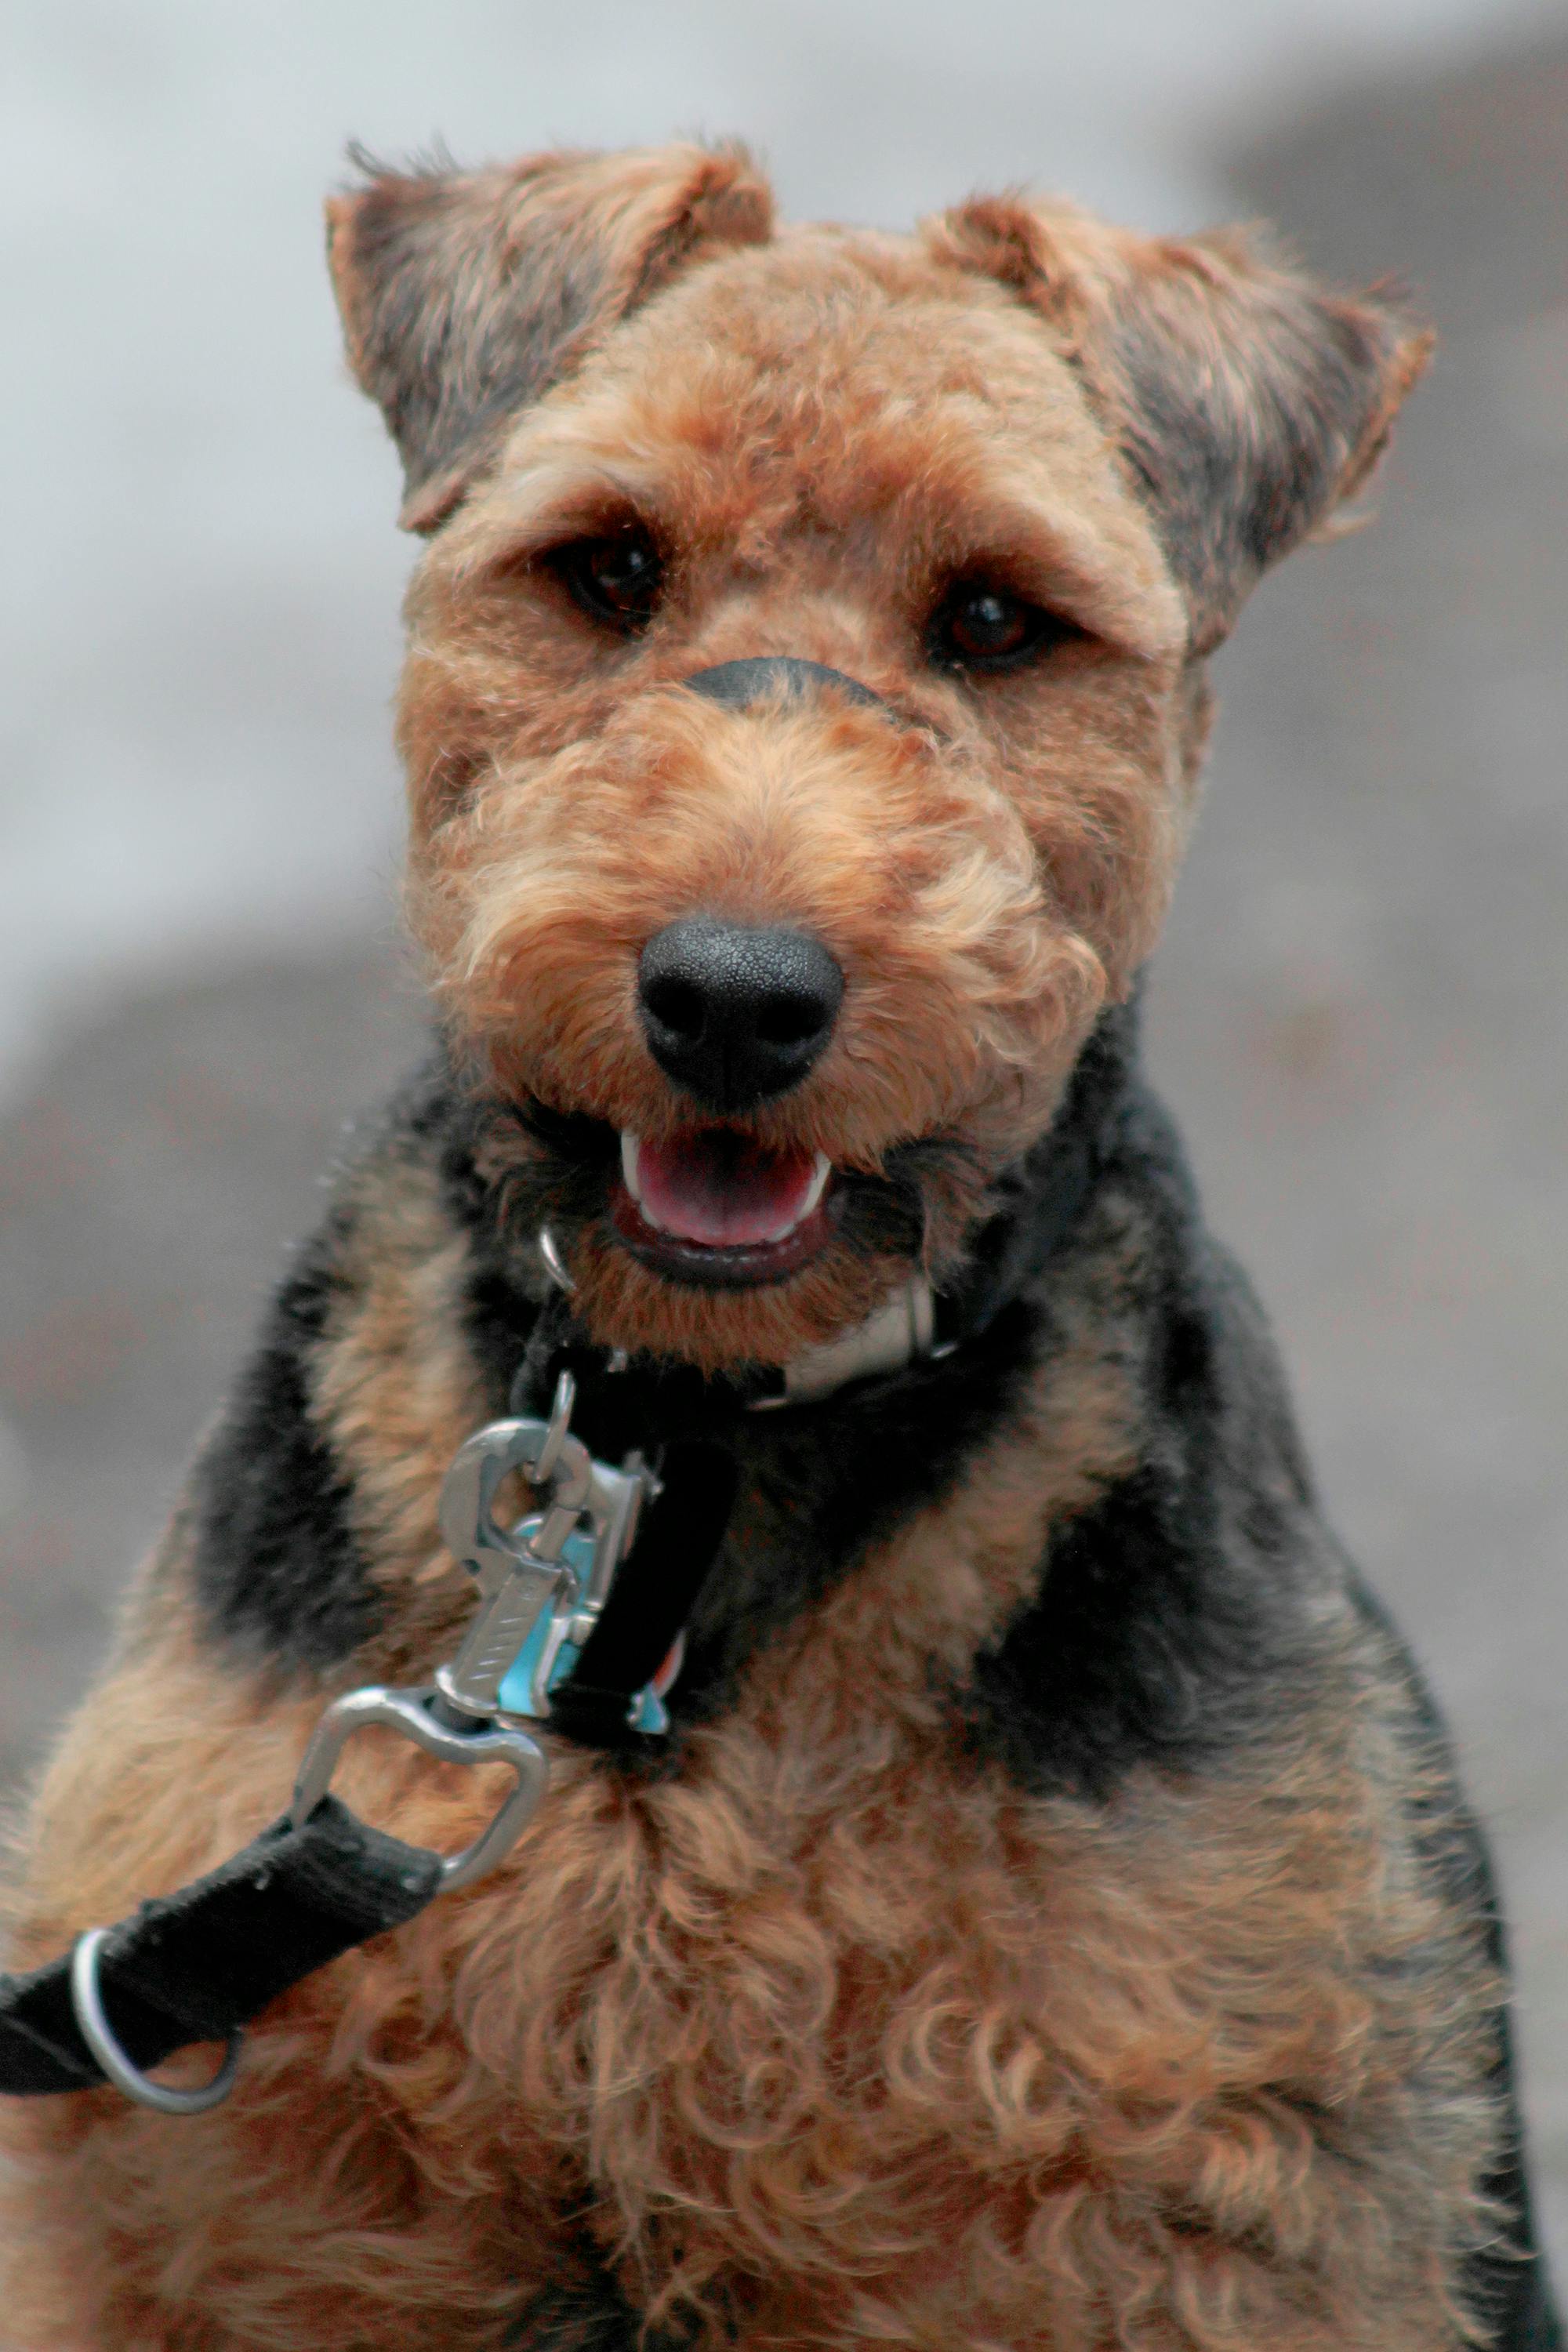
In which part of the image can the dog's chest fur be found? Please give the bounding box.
[117,1013,1499,2347]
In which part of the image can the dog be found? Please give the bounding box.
[0,140,1558,2351]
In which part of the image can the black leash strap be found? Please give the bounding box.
[0,1796,441,2097]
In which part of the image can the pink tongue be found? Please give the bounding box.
[635,1133,819,1247]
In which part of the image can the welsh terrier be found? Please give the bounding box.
[1,140,1558,2352]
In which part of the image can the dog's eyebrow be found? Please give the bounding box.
[924,481,1187,664]
[456,459,668,580]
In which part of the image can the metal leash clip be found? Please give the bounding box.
[289,1370,601,1894]
[289,1371,663,1885]
[450,1377,666,1732]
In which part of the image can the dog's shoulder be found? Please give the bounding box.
[186,1046,502,1675]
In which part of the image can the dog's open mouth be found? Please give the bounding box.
[612,1128,833,1287]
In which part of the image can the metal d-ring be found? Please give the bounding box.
[70,1928,243,2116]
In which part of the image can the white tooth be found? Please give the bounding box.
[769,1152,833,1240]
[621,1130,672,1231]
[798,1152,832,1221]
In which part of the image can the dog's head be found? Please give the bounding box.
[328,142,1427,1370]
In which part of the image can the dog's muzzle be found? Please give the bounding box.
[641,659,899,1116]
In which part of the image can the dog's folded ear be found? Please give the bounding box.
[327,143,774,532]
[929,199,1432,653]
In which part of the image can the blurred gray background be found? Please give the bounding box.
[2,0,1564,2277]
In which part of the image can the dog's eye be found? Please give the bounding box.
[928,581,1069,672]
[553,529,664,631]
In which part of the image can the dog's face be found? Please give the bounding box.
[328,143,1425,1370]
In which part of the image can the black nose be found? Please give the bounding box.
[637,919,844,1113]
